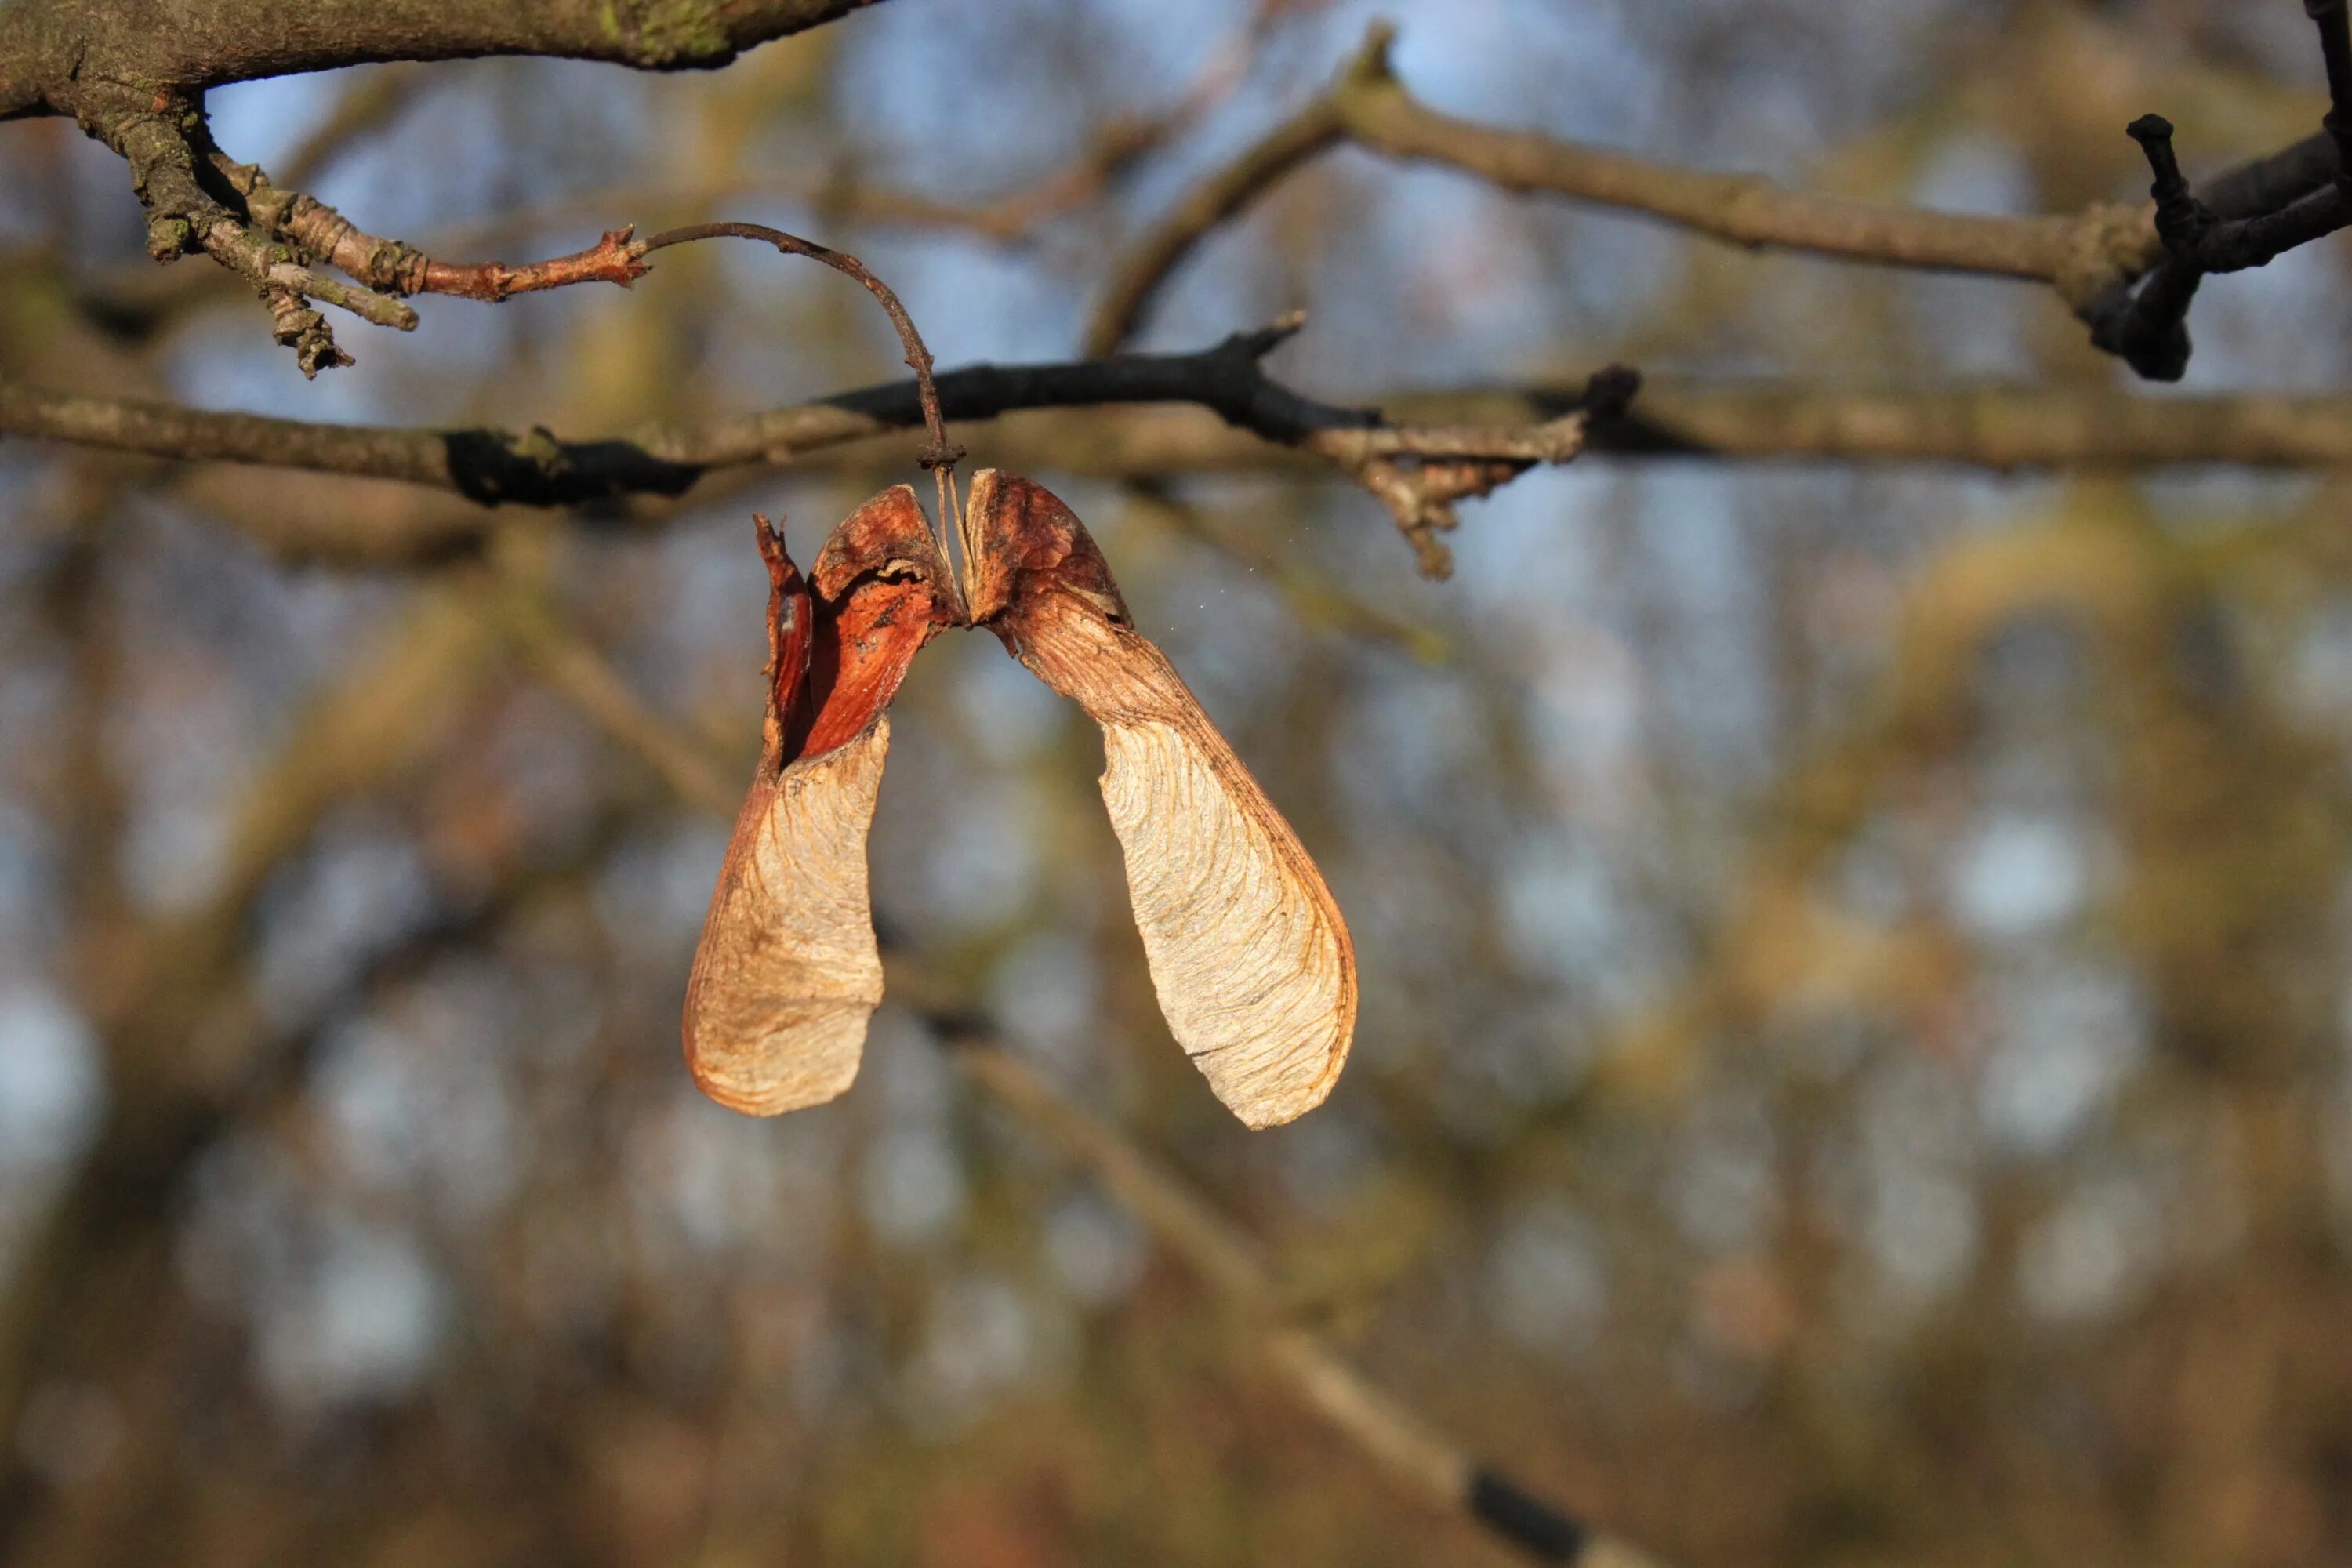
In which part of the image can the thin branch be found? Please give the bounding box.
[1338,38,2151,302]
[1084,22,2163,357]
[232,148,656,301]
[1081,76,1355,357]
[407,158,1145,260]
[0,321,1634,575]
[637,221,959,473]
[20,349,2352,555]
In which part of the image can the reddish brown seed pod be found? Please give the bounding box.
[682,487,956,1115]
[959,470,1357,1128]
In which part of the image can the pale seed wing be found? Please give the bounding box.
[682,490,951,1116]
[1098,705,1356,1127]
[963,470,1356,1127]
[684,721,891,1115]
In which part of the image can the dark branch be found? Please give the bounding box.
[19,358,2352,572]
[2096,3,2352,380]
[0,322,1634,575]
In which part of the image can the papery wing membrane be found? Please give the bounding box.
[961,470,1356,1127]
[683,488,950,1116]
[1098,699,1357,1127]
[685,721,892,1115]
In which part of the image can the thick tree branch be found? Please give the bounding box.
[0,0,877,120]
[8,0,879,367]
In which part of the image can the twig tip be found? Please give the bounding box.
[1349,19,1400,82]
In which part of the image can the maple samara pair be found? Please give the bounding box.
[683,472,1357,1130]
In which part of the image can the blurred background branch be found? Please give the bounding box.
[7,2,2352,1566]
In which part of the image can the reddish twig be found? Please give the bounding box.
[419,226,652,300]
[634,223,954,466]
[634,220,966,547]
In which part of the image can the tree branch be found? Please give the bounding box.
[2091,3,2352,378]
[1084,19,2352,380]
[16,353,2352,557]
[8,0,880,368]
[1083,79,1355,358]
[1,0,879,119]
[0,321,1637,575]
[1083,23,2161,357]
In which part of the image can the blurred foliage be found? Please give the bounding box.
[5,2,2352,1566]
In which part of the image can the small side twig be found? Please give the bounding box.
[72,93,423,375]
[1305,360,1640,578]
[1080,75,1359,358]
[209,151,654,303]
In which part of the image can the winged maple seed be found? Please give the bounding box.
[682,488,957,1115]
[958,470,1358,1128]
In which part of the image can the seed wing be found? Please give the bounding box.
[684,720,891,1115]
[962,470,1356,1127]
[682,491,952,1116]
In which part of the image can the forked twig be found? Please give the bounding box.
[2089,0,2352,378]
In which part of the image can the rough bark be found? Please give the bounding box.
[0,0,878,119]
